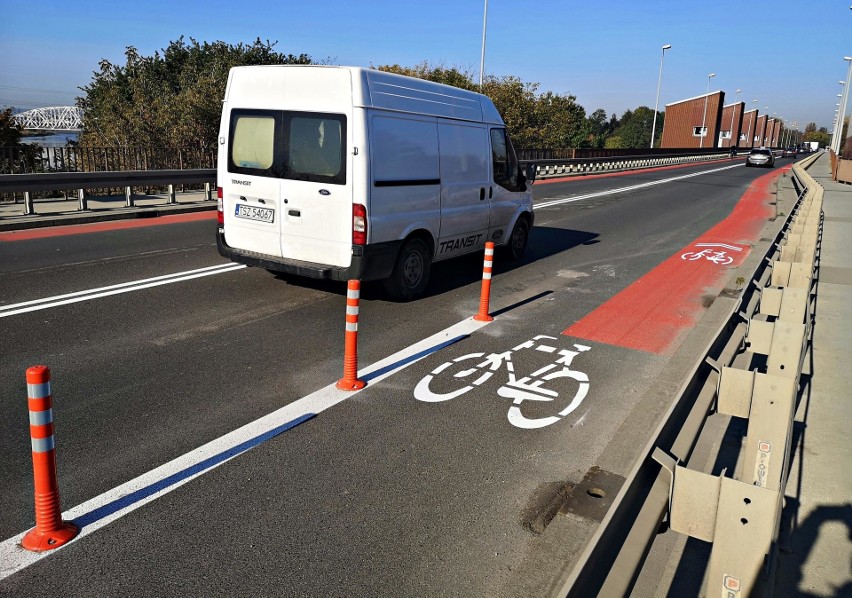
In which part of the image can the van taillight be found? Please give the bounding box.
[217,187,224,225]
[353,203,367,245]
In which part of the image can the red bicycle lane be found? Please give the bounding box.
[563,164,790,355]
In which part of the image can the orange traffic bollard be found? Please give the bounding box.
[336,280,366,391]
[473,241,495,322]
[22,365,79,551]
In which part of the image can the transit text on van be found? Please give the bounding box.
[439,233,483,254]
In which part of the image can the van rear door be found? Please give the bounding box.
[224,109,284,258]
[278,111,352,268]
[224,109,352,268]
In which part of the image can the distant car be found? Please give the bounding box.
[782,147,798,158]
[745,148,775,168]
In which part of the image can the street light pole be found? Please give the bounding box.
[479,0,488,87]
[650,44,672,149]
[834,57,852,154]
[830,83,843,150]
[700,73,716,148]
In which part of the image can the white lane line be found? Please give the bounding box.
[534,163,741,209]
[0,316,489,579]
[0,263,246,319]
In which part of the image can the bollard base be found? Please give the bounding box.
[473,313,494,322]
[21,521,79,552]
[336,378,366,391]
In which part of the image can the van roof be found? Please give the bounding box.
[225,65,505,125]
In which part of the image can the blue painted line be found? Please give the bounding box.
[72,413,316,528]
[361,334,469,382]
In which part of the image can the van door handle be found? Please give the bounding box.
[489,186,493,199]
[288,209,301,217]
[480,187,486,201]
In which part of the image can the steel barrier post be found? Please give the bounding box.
[474,241,495,322]
[336,280,366,390]
[21,365,79,551]
[168,184,176,204]
[77,188,87,211]
[125,186,134,207]
[24,191,34,215]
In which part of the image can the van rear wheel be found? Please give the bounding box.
[384,238,431,300]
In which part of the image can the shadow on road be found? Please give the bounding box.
[270,225,599,301]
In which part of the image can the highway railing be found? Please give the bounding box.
[0,169,216,215]
[522,150,731,180]
[559,151,823,597]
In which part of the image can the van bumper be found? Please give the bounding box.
[216,228,400,282]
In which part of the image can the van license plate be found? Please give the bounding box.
[235,204,274,223]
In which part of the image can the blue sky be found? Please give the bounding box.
[1,0,850,131]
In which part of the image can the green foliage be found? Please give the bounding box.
[803,130,830,147]
[611,106,660,149]
[804,122,817,133]
[77,37,313,150]
[375,62,587,148]
[0,107,23,146]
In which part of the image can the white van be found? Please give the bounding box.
[216,65,534,299]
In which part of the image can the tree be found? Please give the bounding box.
[78,38,314,150]
[803,130,830,147]
[611,106,658,149]
[805,122,817,133]
[0,107,23,146]
[375,62,588,149]
[584,108,612,148]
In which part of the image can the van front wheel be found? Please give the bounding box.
[506,217,530,260]
[384,238,431,300]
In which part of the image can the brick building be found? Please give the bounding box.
[719,102,744,148]
[660,91,725,148]
[740,109,759,148]
[754,115,768,147]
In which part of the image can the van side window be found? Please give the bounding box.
[285,114,346,184]
[230,112,277,172]
[490,128,521,192]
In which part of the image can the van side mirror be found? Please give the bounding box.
[524,162,537,183]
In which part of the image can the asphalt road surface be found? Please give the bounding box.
[0,157,793,596]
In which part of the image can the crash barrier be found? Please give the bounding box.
[524,150,731,180]
[654,159,821,596]
[336,280,366,391]
[473,242,495,322]
[22,365,79,551]
[561,151,823,597]
[0,169,216,216]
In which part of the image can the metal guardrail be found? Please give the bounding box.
[559,152,823,596]
[0,149,731,217]
[0,169,216,215]
[521,151,731,180]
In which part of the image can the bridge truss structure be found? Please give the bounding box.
[12,106,83,131]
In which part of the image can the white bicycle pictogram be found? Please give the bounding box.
[680,248,734,265]
[413,335,592,429]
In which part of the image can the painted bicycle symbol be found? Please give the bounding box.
[680,242,744,266]
[413,335,592,429]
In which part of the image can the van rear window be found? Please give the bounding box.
[232,116,275,169]
[228,109,346,185]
